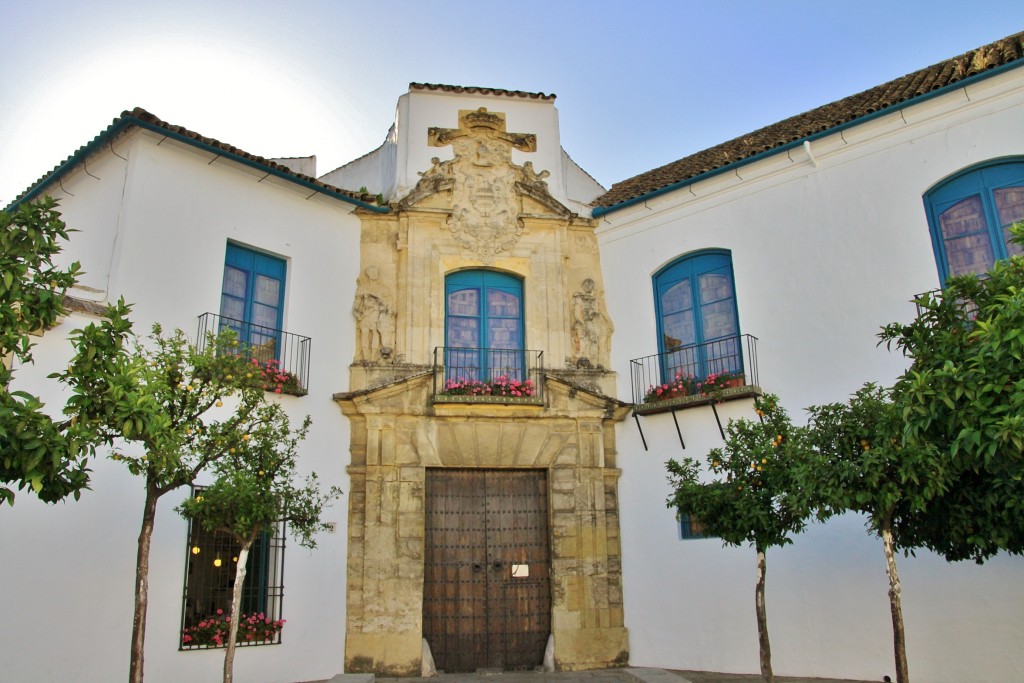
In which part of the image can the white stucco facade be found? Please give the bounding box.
[603,66,1024,682]
[321,86,603,212]
[2,37,1024,683]
[1,128,361,683]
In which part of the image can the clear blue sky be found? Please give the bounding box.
[2,0,1023,204]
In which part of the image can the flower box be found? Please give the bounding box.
[181,609,284,649]
[438,375,537,399]
[643,371,745,404]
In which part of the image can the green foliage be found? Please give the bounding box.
[0,196,81,363]
[877,228,1024,562]
[666,395,808,552]
[800,384,950,532]
[57,300,283,493]
[176,410,341,551]
[176,398,337,682]
[54,300,319,683]
[800,223,1024,563]
[0,197,92,505]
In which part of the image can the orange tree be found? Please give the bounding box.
[56,300,293,683]
[0,197,92,505]
[799,385,931,683]
[881,241,1024,563]
[177,411,340,683]
[666,394,808,683]
[798,227,1024,683]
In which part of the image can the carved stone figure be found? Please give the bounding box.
[418,156,448,181]
[353,266,396,361]
[521,161,550,189]
[571,278,612,364]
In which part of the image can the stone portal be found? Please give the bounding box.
[336,101,627,675]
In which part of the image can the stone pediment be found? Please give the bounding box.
[515,180,572,218]
[333,370,434,416]
[397,108,573,261]
[543,374,631,421]
[335,370,629,422]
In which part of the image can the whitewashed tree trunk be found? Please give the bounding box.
[755,548,773,683]
[223,540,253,683]
[882,519,909,683]
[129,486,160,683]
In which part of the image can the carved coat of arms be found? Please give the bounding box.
[411,108,551,262]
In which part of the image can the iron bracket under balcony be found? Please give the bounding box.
[629,334,762,450]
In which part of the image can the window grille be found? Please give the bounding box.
[180,488,286,649]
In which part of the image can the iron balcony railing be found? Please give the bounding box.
[914,286,980,320]
[432,346,544,404]
[197,312,311,396]
[630,334,760,414]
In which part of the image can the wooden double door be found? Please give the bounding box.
[423,469,551,672]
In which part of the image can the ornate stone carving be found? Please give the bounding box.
[353,266,396,362]
[521,161,550,190]
[419,107,555,262]
[571,278,612,366]
[428,108,537,152]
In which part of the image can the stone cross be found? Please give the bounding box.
[428,107,537,153]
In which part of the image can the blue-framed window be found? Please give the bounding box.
[925,159,1024,282]
[678,514,705,540]
[219,243,287,360]
[444,270,524,381]
[654,250,741,382]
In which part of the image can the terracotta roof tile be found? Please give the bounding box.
[410,82,556,101]
[593,31,1024,210]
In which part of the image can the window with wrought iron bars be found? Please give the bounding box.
[180,487,286,649]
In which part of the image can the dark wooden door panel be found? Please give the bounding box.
[423,469,488,672]
[424,469,551,672]
[483,469,550,670]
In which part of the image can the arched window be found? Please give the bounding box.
[925,159,1024,282]
[444,270,524,381]
[654,251,741,382]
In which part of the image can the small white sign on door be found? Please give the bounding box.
[511,563,529,578]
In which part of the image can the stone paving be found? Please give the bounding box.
[314,666,881,683]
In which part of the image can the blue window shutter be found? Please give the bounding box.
[925,159,1024,283]
[653,251,741,382]
[678,513,705,540]
[220,243,287,352]
[444,270,524,381]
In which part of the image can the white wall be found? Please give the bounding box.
[601,68,1024,681]
[1,130,362,683]
[396,88,567,204]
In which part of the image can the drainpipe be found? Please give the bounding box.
[803,140,819,169]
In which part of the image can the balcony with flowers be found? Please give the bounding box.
[630,334,761,415]
[432,346,544,405]
[197,313,310,396]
